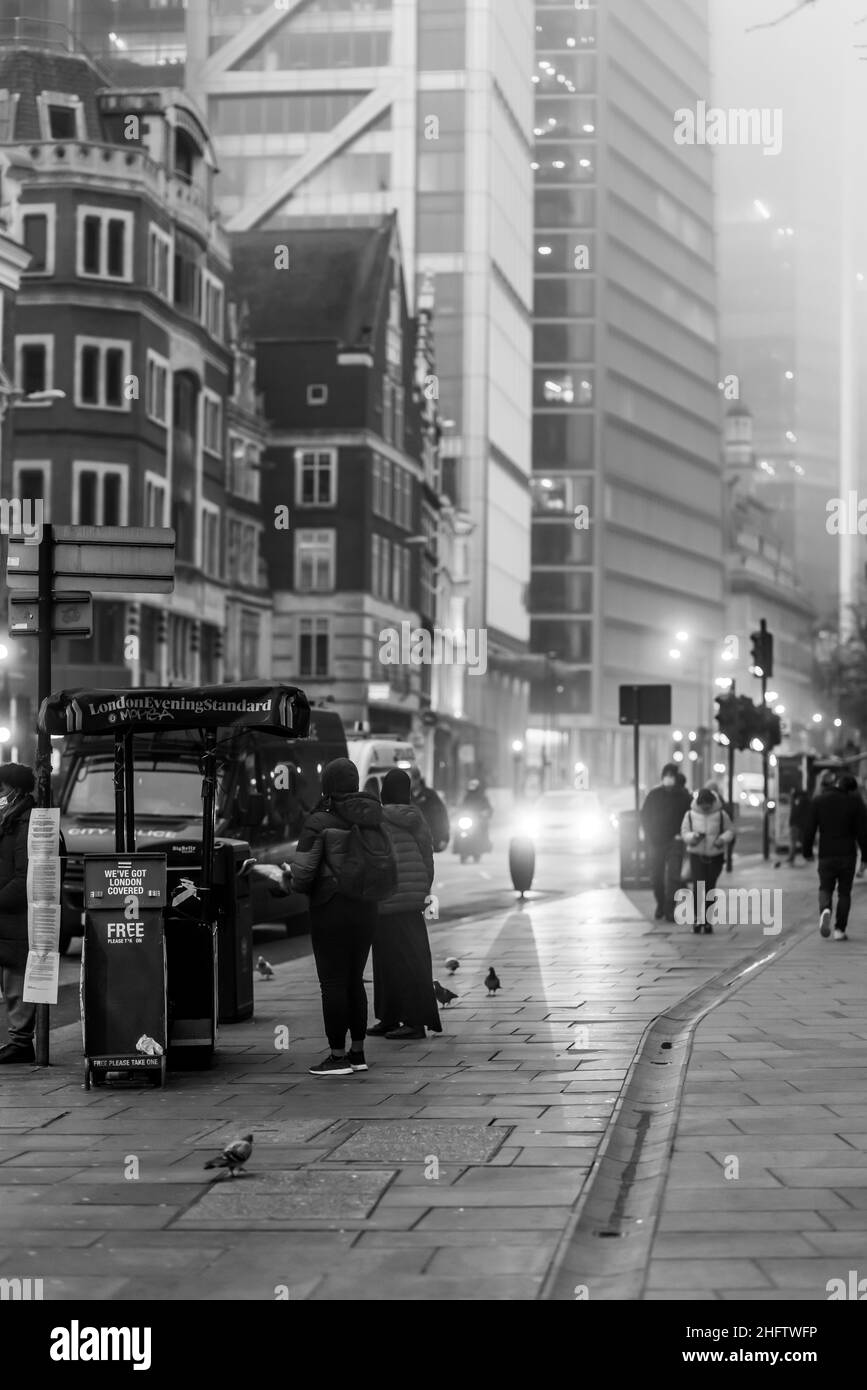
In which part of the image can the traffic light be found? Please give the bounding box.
[749,621,774,678]
[715,693,755,752]
[672,730,685,765]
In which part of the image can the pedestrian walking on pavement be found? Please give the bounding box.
[369,769,442,1041]
[787,787,810,865]
[0,764,37,1064]
[680,786,735,934]
[801,772,867,941]
[287,757,395,1076]
[640,763,692,921]
[410,765,450,852]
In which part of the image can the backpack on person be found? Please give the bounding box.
[331,820,398,902]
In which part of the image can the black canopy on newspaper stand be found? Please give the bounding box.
[40,684,311,1084]
[38,682,311,905]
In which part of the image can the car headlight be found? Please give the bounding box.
[458,816,473,831]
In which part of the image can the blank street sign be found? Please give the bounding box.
[6,527,175,593]
[8,592,93,638]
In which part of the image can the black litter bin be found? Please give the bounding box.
[164,841,217,1069]
[213,838,254,1025]
[619,810,652,890]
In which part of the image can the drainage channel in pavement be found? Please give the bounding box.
[539,910,817,1301]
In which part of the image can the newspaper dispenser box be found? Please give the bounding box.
[82,853,167,1089]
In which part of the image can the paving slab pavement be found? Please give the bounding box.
[0,855,855,1300]
[645,861,867,1301]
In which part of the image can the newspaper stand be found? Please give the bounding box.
[82,854,168,1089]
[38,682,311,1081]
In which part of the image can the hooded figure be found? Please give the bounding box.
[640,763,693,921]
[680,787,735,934]
[0,763,37,1063]
[367,769,442,1041]
[288,757,386,1077]
[410,765,450,851]
[802,771,867,941]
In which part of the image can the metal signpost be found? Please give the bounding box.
[5,524,175,1065]
[618,685,673,891]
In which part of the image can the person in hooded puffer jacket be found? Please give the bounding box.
[680,786,735,934]
[288,757,386,1077]
[369,768,442,1041]
[0,764,37,1063]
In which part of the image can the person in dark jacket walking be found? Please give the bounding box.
[410,766,450,852]
[787,788,810,865]
[369,769,442,1040]
[802,772,867,941]
[287,758,385,1076]
[640,763,693,921]
[0,764,36,1064]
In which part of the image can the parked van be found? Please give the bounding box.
[346,736,417,795]
[57,708,348,950]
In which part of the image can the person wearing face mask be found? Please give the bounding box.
[0,764,37,1064]
[640,763,693,922]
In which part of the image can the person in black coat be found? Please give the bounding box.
[286,757,384,1077]
[640,763,693,921]
[802,773,867,941]
[369,769,442,1041]
[787,788,811,865]
[410,766,450,851]
[0,764,36,1064]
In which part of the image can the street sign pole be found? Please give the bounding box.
[34,523,53,1067]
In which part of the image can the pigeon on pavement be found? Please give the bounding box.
[433,980,457,1006]
[256,956,274,979]
[204,1134,254,1177]
[485,967,501,996]
[445,957,460,974]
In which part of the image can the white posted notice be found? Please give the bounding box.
[23,807,63,1005]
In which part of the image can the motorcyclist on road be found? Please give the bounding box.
[458,780,493,852]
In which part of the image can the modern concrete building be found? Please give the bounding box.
[721,404,818,758]
[527,0,726,792]
[68,0,535,788]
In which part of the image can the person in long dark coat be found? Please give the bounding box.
[368,768,442,1040]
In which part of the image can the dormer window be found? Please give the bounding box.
[37,92,84,141]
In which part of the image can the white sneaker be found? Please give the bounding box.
[820,909,832,938]
[833,929,847,941]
